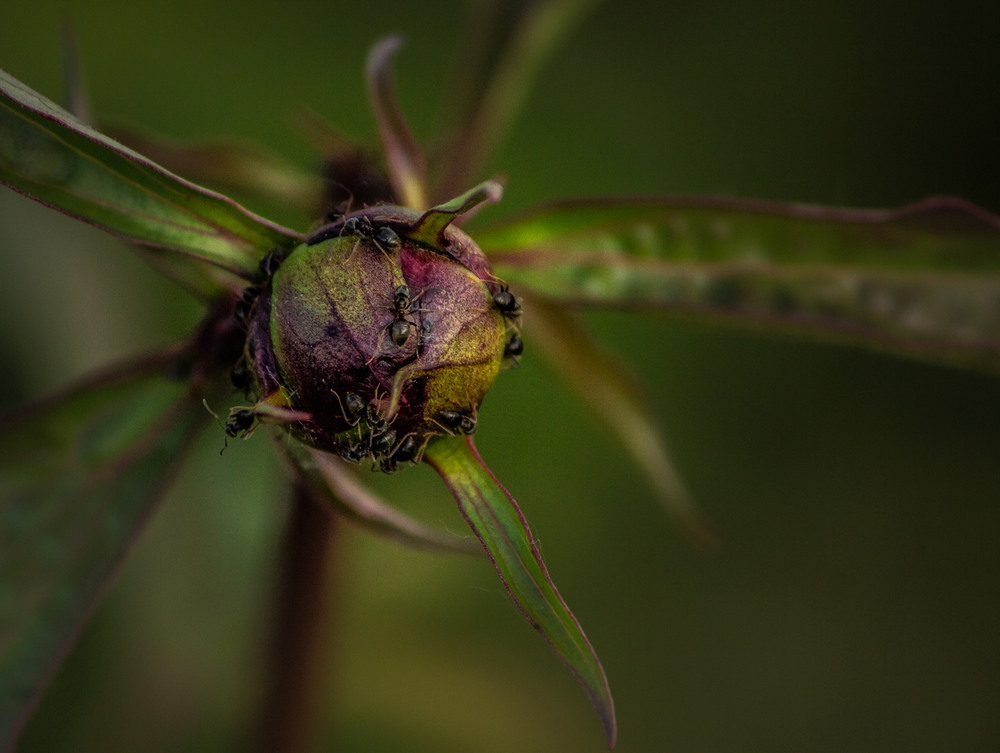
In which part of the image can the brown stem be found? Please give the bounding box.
[256,479,340,753]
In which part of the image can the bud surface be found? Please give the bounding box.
[244,206,510,470]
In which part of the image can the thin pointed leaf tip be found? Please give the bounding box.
[367,34,429,211]
[426,435,617,748]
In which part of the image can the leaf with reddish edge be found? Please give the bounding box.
[102,127,325,217]
[424,434,617,748]
[435,0,603,201]
[477,195,1000,373]
[367,36,429,211]
[526,295,716,545]
[410,180,504,248]
[0,68,301,282]
[288,445,481,554]
[0,351,205,749]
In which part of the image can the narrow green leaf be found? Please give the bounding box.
[0,353,204,747]
[288,444,480,554]
[367,36,428,211]
[0,68,301,279]
[479,196,1000,372]
[526,296,716,545]
[425,435,616,748]
[59,21,91,124]
[435,0,603,200]
[104,127,325,217]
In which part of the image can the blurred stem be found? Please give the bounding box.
[256,480,340,753]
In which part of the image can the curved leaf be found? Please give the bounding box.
[425,434,616,748]
[0,352,205,748]
[103,127,325,217]
[367,36,428,211]
[289,444,480,554]
[478,195,1000,372]
[435,0,602,200]
[0,68,301,280]
[526,296,716,545]
[410,179,504,246]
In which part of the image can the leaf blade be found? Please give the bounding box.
[366,36,429,211]
[287,445,480,554]
[479,195,1000,372]
[435,0,603,200]
[0,353,204,747]
[425,434,616,748]
[525,296,715,544]
[0,68,301,279]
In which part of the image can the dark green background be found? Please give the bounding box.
[2,1,999,751]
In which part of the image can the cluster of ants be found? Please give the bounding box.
[211,215,522,471]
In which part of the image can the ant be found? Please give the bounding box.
[504,333,524,359]
[233,285,264,328]
[379,433,422,473]
[203,400,259,454]
[333,390,366,428]
[436,409,477,435]
[388,284,420,348]
[339,215,401,265]
[492,283,521,320]
[225,408,256,438]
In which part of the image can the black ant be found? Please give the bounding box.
[365,401,391,435]
[340,439,369,464]
[333,390,366,428]
[225,408,256,438]
[233,285,263,327]
[379,433,421,473]
[437,409,477,435]
[257,247,287,280]
[339,216,401,264]
[203,400,259,454]
[369,429,397,457]
[504,334,524,359]
[388,284,418,348]
[492,284,521,320]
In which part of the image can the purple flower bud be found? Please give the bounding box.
[243,205,512,471]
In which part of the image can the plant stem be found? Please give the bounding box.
[256,480,340,753]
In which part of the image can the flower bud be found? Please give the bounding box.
[243,205,511,471]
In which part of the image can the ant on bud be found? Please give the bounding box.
[332,390,366,429]
[437,409,477,435]
[388,284,424,348]
[203,401,259,454]
[340,216,402,265]
[504,334,524,359]
[492,284,521,319]
[259,250,284,279]
[233,285,263,327]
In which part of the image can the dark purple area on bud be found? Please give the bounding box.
[243,205,511,470]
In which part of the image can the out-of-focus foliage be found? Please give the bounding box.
[1,1,998,752]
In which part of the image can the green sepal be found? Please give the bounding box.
[425,434,617,748]
[410,180,504,248]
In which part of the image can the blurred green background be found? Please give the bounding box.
[2,1,1000,751]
